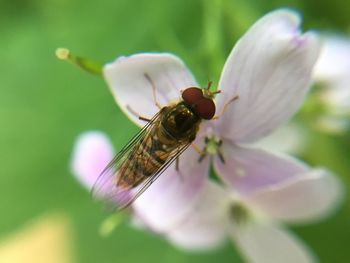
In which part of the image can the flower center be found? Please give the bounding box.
[229,202,251,226]
[198,135,225,163]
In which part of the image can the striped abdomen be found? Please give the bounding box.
[117,123,178,188]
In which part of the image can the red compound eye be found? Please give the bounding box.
[182,87,203,105]
[195,98,216,120]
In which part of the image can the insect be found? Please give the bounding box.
[92,79,222,210]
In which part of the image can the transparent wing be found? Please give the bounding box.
[91,109,190,211]
[91,111,161,207]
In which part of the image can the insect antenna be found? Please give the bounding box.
[206,81,213,90]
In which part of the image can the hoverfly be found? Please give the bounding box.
[92,79,221,210]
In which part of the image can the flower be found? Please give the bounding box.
[72,131,342,262]
[71,9,343,263]
[164,170,342,263]
[312,36,350,133]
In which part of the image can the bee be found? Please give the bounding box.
[92,80,221,210]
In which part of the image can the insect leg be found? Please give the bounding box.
[174,149,184,181]
[139,116,152,122]
[126,105,152,122]
[176,158,185,181]
[213,95,239,120]
[175,157,180,171]
[144,73,163,110]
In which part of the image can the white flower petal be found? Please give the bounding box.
[319,77,350,113]
[71,131,115,190]
[230,220,317,263]
[243,169,344,224]
[251,122,308,155]
[215,9,320,143]
[103,53,198,126]
[166,181,229,251]
[314,36,350,82]
[214,143,308,196]
[132,146,210,232]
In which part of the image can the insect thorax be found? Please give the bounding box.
[160,102,201,143]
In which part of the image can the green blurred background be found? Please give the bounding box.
[1,0,349,262]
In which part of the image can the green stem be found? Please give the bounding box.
[55,48,103,76]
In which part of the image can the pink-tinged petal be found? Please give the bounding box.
[214,142,308,196]
[166,181,230,250]
[230,220,317,263]
[215,9,320,143]
[71,131,115,190]
[314,36,350,82]
[243,169,344,224]
[132,146,210,232]
[103,53,198,127]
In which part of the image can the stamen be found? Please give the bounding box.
[55,47,102,75]
[217,151,225,163]
[196,136,225,162]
